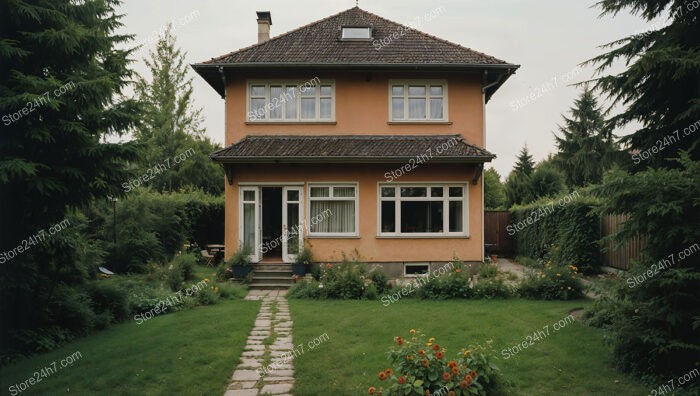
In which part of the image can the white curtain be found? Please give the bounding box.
[243,203,255,251]
[311,200,355,233]
[409,98,426,119]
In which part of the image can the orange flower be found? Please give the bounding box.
[326,263,332,268]
[459,380,469,389]
[368,387,376,395]
[421,359,429,367]
[378,371,387,381]
[447,360,457,368]
[448,392,456,396]
[418,349,425,355]
[397,376,407,385]
[396,336,403,346]
[464,374,473,384]
[385,368,393,375]
[406,355,413,361]
[456,268,462,273]
[470,370,477,378]
[435,351,444,360]
[425,390,430,396]
[451,366,460,375]
[442,372,452,381]
[432,344,440,351]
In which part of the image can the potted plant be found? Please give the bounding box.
[229,245,253,279]
[292,247,313,276]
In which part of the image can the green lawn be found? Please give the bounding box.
[0,299,259,395]
[289,298,647,395]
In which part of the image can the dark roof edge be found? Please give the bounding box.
[209,156,495,164]
[192,62,519,70]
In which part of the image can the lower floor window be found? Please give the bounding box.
[379,184,467,236]
[404,264,429,276]
[309,184,357,235]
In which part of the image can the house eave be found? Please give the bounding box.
[209,156,495,164]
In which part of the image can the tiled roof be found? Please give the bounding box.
[198,7,512,66]
[210,135,495,163]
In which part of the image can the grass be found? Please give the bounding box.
[0,299,259,395]
[289,298,647,395]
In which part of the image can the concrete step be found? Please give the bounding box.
[248,283,292,290]
[250,277,294,285]
[253,271,293,278]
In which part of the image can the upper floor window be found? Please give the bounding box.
[390,80,448,122]
[248,80,334,122]
[341,26,372,40]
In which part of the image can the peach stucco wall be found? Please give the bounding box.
[224,163,484,263]
[224,71,485,146]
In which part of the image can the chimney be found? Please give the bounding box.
[256,11,272,44]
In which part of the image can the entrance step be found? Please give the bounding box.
[249,262,294,290]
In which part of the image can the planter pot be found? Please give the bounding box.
[292,263,306,276]
[232,266,252,279]
[489,254,498,263]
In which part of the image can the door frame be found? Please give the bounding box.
[238,183,304,263]
[282,186,304,263]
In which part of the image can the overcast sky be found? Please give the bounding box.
[116,0,661,177]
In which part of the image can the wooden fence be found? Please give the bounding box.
[600,214,644,270]
[484,211,513,256]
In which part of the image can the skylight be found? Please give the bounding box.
[341,27,372,40]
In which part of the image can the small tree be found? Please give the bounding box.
[484,168,506,209]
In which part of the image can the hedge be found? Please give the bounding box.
[510,192,602,273]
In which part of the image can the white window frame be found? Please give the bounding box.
[307,183,359,237]
[404,263,430,277]
[388,80,448,122]
[341,26,373,40]
[247,80,335,122]
[377,183,468,237]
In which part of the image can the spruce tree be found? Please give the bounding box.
[0,0,140,354]
[513,145,535,176]
[554,88,619,188]
[587,0,700,380]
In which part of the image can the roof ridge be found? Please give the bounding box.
[206,7,361,64]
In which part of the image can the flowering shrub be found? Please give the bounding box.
[416,264,472,300]
[519,261,583,300]
[288,257,389,300]
[369,330,501,395]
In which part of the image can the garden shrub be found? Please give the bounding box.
[478,263,499,279]
[519,262,583,300]
[195,284,219,305]
[166,265,183,291]
[216,261,233,281]
[472,278,516,299]
[173,252,197,281]
[288,256,389,300]
[416,264,472,300]
[369,329,502,396]
[86,282,131,324]
[511,192,602,274]
[369,269,390,294]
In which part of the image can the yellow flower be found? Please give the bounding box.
[541,274,546,279]
[204,278,210,282]
[406,355,414,361]
[428,337,435,343]
[463,350,471,357]
[426,342,433,347]
[556,273,561,277]
[410,329,416,335]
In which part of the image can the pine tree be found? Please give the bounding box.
[133,25,222,194]
[586,0,699,168]
[587,0,700,380]
[554,88,619,188]
[0,0,140,354]
[513,145,535,176]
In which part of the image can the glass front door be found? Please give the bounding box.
[282,186,303,263]
[240,187,260,262]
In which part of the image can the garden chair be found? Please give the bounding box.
[201,249,216,267]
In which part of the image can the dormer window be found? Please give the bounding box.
[341,26,372,40]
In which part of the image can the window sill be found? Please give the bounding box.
[306,235,360,239]
[246,121,337,125]
[376,235,470,239]
[387,121,452,125]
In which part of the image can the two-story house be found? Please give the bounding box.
[192,7,517,280]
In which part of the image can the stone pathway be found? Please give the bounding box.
[225,290,294,396]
